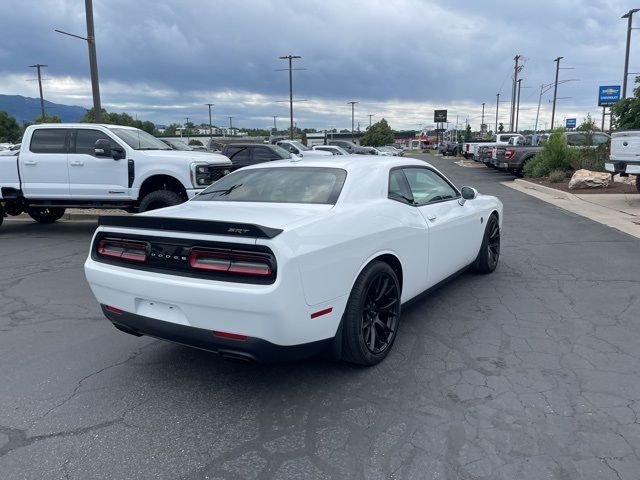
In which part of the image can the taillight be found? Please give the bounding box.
[189,248,273,277]
[504,149,515,160]
[97,238,148,263]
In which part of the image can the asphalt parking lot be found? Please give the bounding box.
[1,153,639,480]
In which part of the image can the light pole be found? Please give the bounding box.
[229,116,234,136]
[515,79,522,132]
[368,114,374,128]
[184,117,190,143]
[481,102,485,134]
[550,56,563,129]
[28,64,47,120]
[55,0,102,121]
[272,115,277,134]
[278,55,302,139]
[495,93,500,133]
[348,101,358,142]
[622,9,640,98]
[205,103,214,149]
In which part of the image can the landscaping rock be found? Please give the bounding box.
[568,169,610,189]
[613,174,636,185]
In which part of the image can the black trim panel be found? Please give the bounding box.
[98,215,284,239]
[101,305,330,363]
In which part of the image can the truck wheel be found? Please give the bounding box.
[138,190,182,212]
[27,207,66,224]
[636,175,640,193]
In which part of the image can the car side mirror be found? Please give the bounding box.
[94,139,112,157]
[112,145,125,160]
[459,186,478,206]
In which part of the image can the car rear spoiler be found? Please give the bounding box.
[98,216,283,239]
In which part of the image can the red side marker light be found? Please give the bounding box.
[311,307,333,319]
[105,305,124,315]
[213,331,247,341]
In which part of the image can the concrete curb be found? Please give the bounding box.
[512,178,576,201]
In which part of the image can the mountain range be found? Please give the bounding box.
[0,94,87,124]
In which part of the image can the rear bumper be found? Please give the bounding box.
[102,305,331,363]
[605,161,640,175]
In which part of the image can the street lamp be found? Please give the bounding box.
[622,9,640,98]
[348,101,358,142]
[55,0,101,121]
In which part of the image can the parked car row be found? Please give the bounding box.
[471,131,611,177]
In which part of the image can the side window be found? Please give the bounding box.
[592,134,610,146]
[228,147,250,164]
[388,169,413,204]
[75,129,118,156]
[30,129,68,154]
[566,133,587,146]
[253,147,279,162]
[402,168,458,205]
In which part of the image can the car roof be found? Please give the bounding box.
[28,123,140,130]
[239,155,429,173]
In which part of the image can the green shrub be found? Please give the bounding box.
[524,128,576,178]
[189,139,203,146]
[548,169,566,183]
[570,144,608,172]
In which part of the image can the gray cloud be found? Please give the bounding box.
[1,0,638,130]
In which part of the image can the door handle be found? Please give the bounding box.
[23,160,37,165]
[70,161,85,166]
[427,214,437,221]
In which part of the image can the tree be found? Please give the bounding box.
[577,114,597,132]
[81,107,111,123]
[498,123,504,133]
[189,139,203,146]
[162,123,181,136]
[359,118,394,147]
[464,124,472,141]
[611,76,640,130]
[0,111,22,142]
[35,114,62,124]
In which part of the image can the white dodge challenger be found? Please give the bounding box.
[84,156,502,365]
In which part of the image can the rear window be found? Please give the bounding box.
[194,167,347,204]
[30,129,68,154]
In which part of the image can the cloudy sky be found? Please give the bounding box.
[1,0,638,131]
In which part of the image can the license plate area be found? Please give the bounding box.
[135,299,189,326]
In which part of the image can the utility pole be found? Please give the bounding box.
[348,101,358,142]
[185,117,191,143]
[278,55,302,139]
[495,93,500,133]
[551,56,563,130]
[28,64,47,120]
[228,116,234,135]
[535,84,544,133]
[272,115,277,133]
[481,102,485,134]
[205,103,214,149]
[622,9,640,98]
[368,114,374,128]
[510,55,520,132]
[515,79,523,132]
[54,0,102,121]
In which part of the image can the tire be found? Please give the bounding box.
[138,190,183,213]
[472,214,500,274]
[636,175,640,193]
[341,261,401,366]
[27,207,65,224]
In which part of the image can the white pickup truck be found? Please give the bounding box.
[0,123,232,228]
[605,131,640,192]
[275,140,332,158]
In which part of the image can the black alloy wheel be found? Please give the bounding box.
[341,261,401,366]
[361,272,400,355]
[472,214,500,274]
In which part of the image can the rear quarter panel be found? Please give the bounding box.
[268,199,430,307]
[0,154,20,196]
